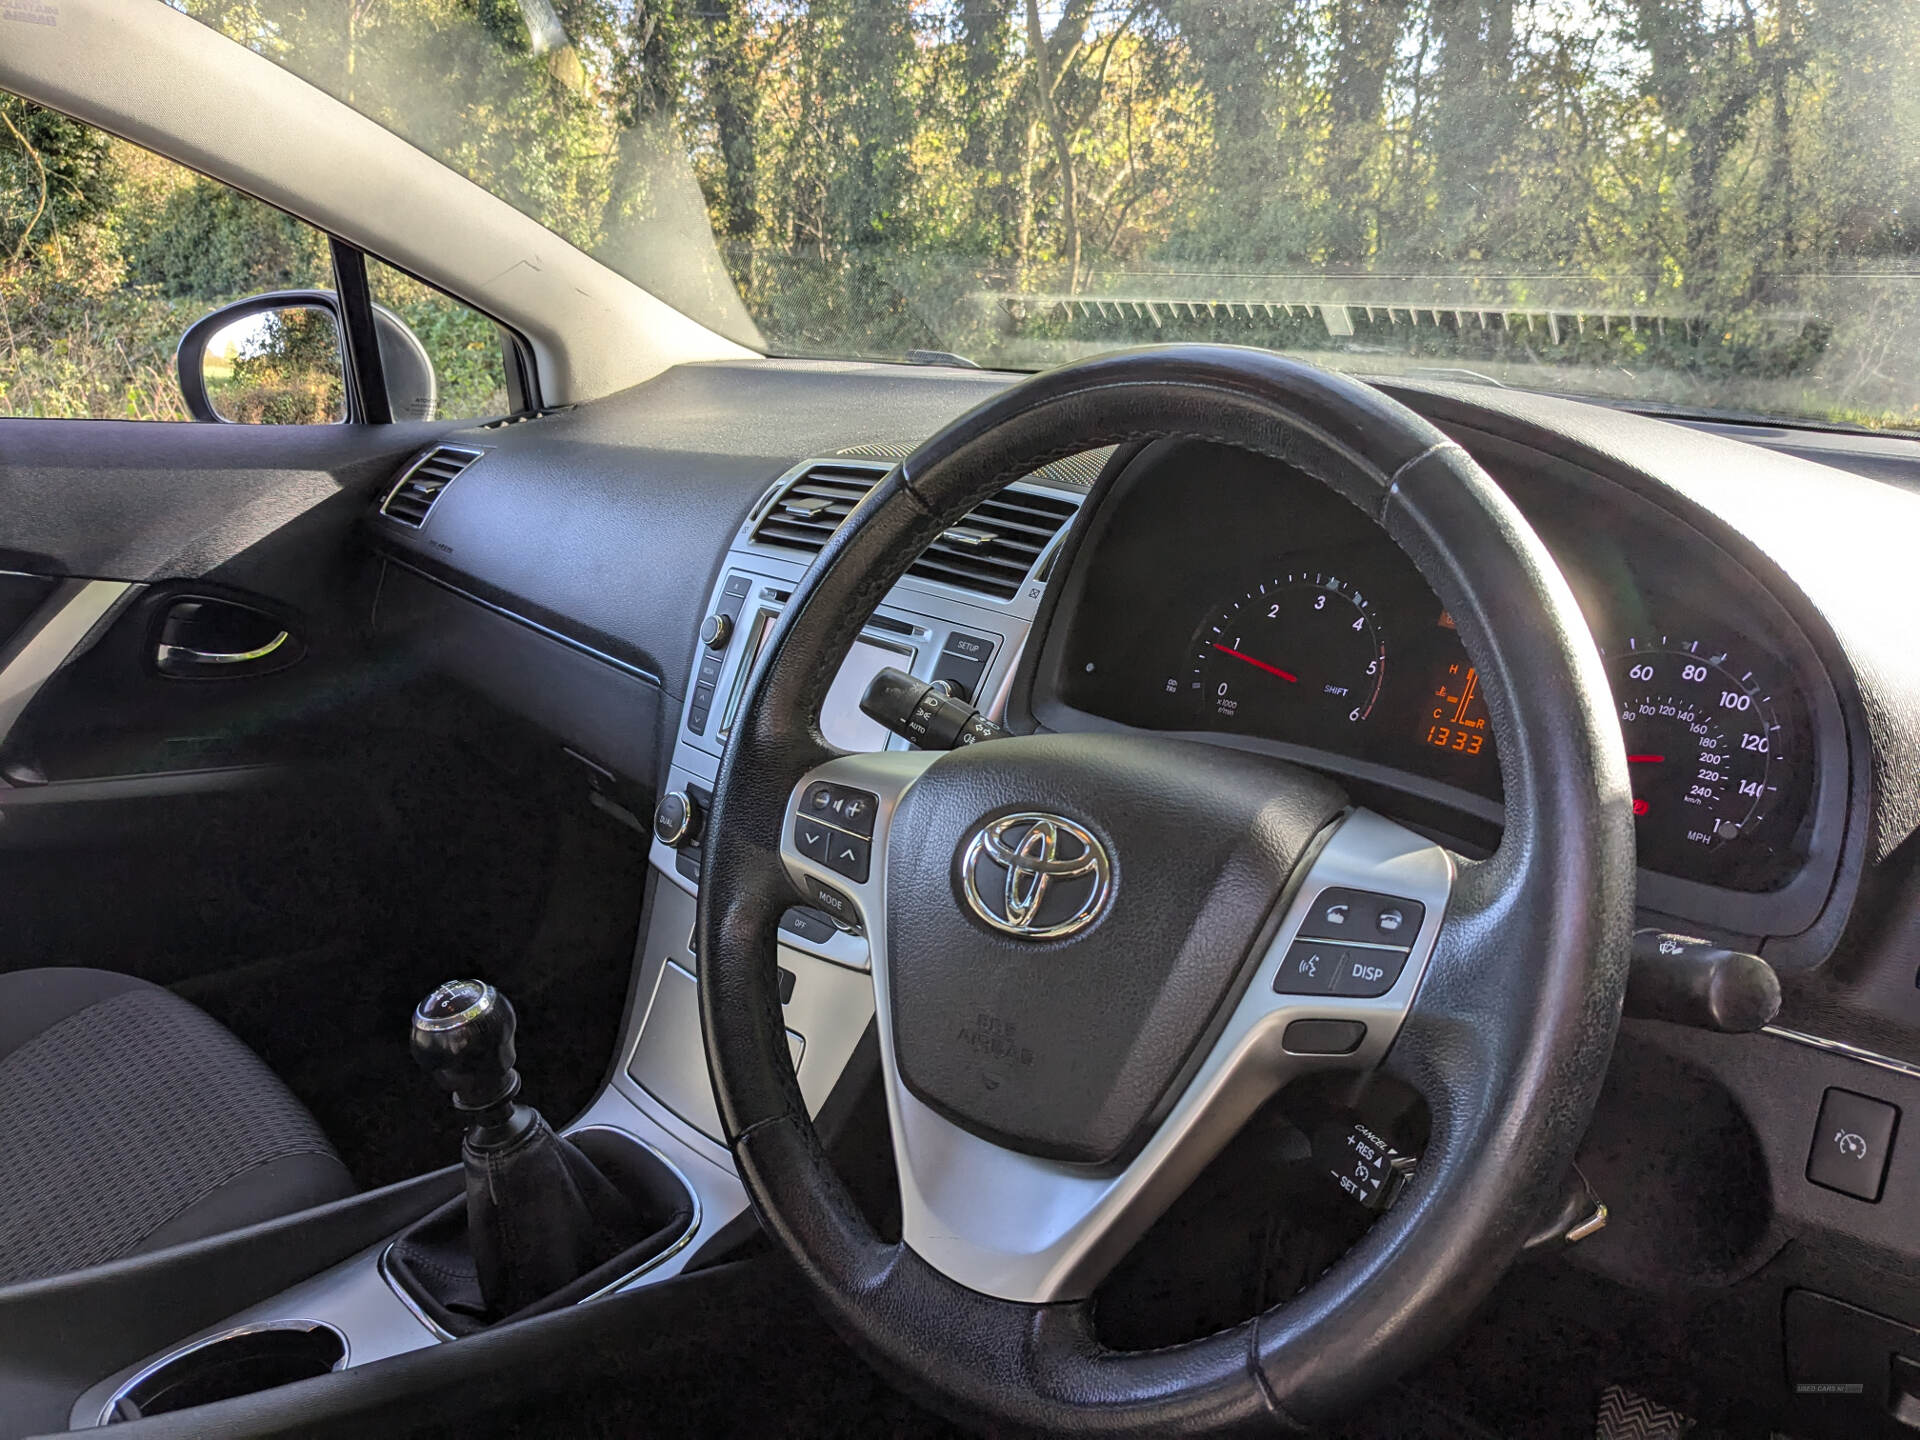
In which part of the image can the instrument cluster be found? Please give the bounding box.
[1041,441,1821,894]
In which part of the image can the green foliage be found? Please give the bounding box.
[173,0,1910,425]
[0,92,115,262]
[0,246,202,420]
[125,179,332,300]
[211,306,346,423]
[0,92,342,420]
[369,259,509,420]
[0,103,201,420]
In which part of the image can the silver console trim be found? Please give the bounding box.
[375,1123,703,1342]
[1761,1025,1920,1083]
[0,578,134,749]
[97,1319,349,1427]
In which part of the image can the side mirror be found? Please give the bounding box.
[177,291,437,423]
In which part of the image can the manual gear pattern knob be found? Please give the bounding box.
[410,979,522,1115]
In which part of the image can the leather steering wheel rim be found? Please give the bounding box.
[696,345,1634,1435]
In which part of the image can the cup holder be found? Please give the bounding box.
[103,1320,346,1424]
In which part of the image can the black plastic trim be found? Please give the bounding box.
[374,557,663,689]
[329,243,391,426]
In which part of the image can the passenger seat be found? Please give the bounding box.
[0,968,356,1287]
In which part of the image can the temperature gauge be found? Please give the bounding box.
[1423,660,1490,758]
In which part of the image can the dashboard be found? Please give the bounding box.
[1029,438,1843,918]
[350,354,1920,1436]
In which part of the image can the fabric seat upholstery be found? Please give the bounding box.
[0,967,356,1287]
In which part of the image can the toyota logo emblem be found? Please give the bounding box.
[960,812,1112,939]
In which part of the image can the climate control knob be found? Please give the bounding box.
[653,790,701,848]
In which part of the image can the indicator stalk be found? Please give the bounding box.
[860,667,1009,751]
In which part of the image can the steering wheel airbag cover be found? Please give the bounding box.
[886,733,1345,1165]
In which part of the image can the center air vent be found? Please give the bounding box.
[750,460,1081,601]
[906,489,1079,599]
[748,463,885,553]
[380,445,482,527]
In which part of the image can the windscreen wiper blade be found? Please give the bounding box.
[903,349,981,369]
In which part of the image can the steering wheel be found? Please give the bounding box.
[696,346,1633,1434]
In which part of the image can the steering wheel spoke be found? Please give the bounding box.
[778,749,938,939]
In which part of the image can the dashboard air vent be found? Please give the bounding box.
[907,489,1079,600]
[748,463,884,553]
[380,445,482,527]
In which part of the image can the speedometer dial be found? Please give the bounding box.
[1189,574,1385,731]
[1605,637,1786,873]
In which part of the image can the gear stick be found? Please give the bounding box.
[410,978,530,1141]
[407,980,643,1318]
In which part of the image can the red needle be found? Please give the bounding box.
[1212,643,1298,683]
[1626,754,1665,764]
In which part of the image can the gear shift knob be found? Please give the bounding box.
[410,979,522,1116]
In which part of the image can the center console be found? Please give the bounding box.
[54,454,1092,1431]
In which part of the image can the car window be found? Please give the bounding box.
[366,257,510,423]
[0,89,334,420]
[176,1,1920,433]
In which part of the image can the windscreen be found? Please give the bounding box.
[169,1,1920,431]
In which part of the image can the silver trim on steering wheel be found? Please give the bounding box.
[781,753,1454,1304]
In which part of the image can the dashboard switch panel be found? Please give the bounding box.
[1807,1088,1898,1201]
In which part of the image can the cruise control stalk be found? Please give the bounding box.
[860,666,1008,750]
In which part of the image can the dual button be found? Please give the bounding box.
[1273,887,1426,999]
[794,782,878,884]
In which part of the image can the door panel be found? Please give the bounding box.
[0,418,454,580]
[0,417,463,978]
[0,573,57,642]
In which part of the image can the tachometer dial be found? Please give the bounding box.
[1190,574,1385,731]
[1605,637,1785,871]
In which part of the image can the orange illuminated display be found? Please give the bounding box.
[1424,660,1488,757]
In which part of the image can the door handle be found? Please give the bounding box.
[152,598,301,678]
[155,630,291,668]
